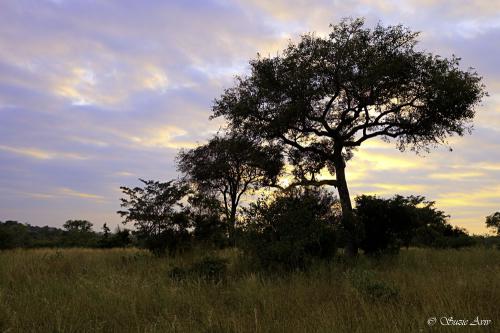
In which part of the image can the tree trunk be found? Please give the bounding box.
[228,196,237,245]
[334,151,358,257]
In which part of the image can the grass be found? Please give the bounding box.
[0,247,499,332]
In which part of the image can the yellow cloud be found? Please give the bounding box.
[142,65,169,92]
[429,171,485,180]
[0,145,88,160]
[352,150,432,171]
[435,185,500,208]
[58,188,105,201]
[130,125,198,149]
[114,171,135,177]
[351,182,429,196]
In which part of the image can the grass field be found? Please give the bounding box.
[0,247,499,332]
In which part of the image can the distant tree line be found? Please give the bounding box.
[0,220,131,249]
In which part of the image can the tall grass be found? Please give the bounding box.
[0,247,499,332]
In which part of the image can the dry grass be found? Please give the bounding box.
[0,247,499,332]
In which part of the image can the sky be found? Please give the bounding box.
[0,0,499,234]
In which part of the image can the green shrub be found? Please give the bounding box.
[346,269,399,302]
[168,256,228,282]
[241,188,338,271]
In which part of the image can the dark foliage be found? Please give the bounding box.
[62,220,98,247]
[0,220,131,249]
[177,134,283,240]
[485,212,500,235]
[241,188,339,270]
[346,269,399,302]
[169,255,228,282]
[355,195,474,254]
[118,179,191,256]
[98,226,132,248]
[186,192,228,248]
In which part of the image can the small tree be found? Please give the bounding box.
[177,134,283,239]
[62,219,96,247]
[212,18,486,255]
[63,220,93,233]
[486,212,500,235]
[117,179,190,255]
[102,223,111,239]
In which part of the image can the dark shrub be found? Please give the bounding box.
[190,256,228,281]
[346,269,399,302]
[355,194,474,254]
[187,192,229,248]
[118,179,192,256]
[355,195,424,254]
[413,224,474,248]
[168,255,228,282]
[241,188,339,270]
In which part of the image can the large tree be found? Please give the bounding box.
[177,134,283,238]
[211,18,486,255]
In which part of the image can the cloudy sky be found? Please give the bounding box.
[0,0,499,233]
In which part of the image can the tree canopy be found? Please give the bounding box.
[486,212,500,235]
[177,134,283,236]
[118,179,190,255]
[211,18,486,255]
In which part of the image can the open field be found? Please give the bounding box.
[0,247,499,332]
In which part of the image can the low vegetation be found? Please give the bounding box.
[1,247,499,332]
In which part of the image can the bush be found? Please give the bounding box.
[413,225,475,248]
[241,188,338,271]
[346,269,399,302]
[355,194,474,254]
[187,193,229,248]
[168,255,228,282]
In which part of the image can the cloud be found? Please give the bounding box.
[128,125,198,149]
[0,144,88,160]
[58,187,106,201]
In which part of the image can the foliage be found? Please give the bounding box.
[0,221,30,249]
[99,226,132,248]
[345,269,399,302]
[485,212,500,235]
[355,195,423,254]
[186,192,228,247]
[62,219,98,246]
[177,134,283,238]
[118,179,191,255]
[211,17,486,255]
[241,188,339,270]
[0,220,134,249]
[63,220,93,232]
[355,195,474,254]
[169,255,228,282]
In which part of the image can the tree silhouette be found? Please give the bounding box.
[118,179,190,255]
[486,212,500,235]
[177,134,283,239]
[63,220,93,232]
[212,18,486,255]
